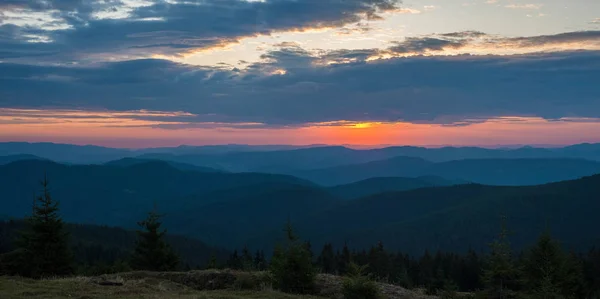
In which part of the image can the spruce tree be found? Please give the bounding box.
[483,218,520,299]
[269,220,316,294]
[7,177,73,278]
[206,252,217,269]
[318,243,336,274]
[130,209,179,271]
[241,246,254,271]
[337,243,352,275]
[523,232,584,299]
[254,250,267,271]
[227,250,242,269]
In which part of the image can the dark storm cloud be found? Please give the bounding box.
[0,0,402,60]
[1,49,599,126]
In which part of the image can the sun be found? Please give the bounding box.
[352,122,373,129]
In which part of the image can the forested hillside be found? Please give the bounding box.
[0,220,229,272]
[0,160,314,226]
[291,157,600,186]
[1,159,599,256]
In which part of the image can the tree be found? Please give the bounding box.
[254,250,267,271]
[206,252,218,269]
[582,247,600,298]
[523,232,584,299]
[227,250,242,269]
[241,246,254,271]
[270,220,316,294]
[483,218,520,299]
[4,177,73,278]
[337,243,352,275]
[458,249,484,291]
[419,250,435,288]
[318,243,337,274]
[130,208,179,271]
[368,241,391,281]
[342,262,381,299]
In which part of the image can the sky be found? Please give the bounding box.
[1,0,599,148]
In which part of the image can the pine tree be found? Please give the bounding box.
[317,243,336,274]
[269,220,316,294]
[241,246,254,271]
[419,250,435,288]
[337,242,352,275]
[483,218,520,299]
[227,250,242,269]
[368,241,391,281]
[130,209,179,271]
[6,177,73,278]
[206,252,217,269]
[583,247,600,298]
[459,249,483,291]
[523,232,584,299]
[254,250,267,271]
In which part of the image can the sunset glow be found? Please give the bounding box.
[1,108,599,148]
[1,0,599,147]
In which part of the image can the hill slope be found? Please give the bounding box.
[0,142,132,164]
[288,174,600,254]
[293,157,600,186]
[0,154,44,165]
[0,160,315,227]
[104,157,223,173]
[0,220,229,269]
[326,176,457,200]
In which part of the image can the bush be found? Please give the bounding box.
[342,263,381,299]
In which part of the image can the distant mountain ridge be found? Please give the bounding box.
[291,157,600,186]
[326,176,461,200]
[104,157,223,173]
[3,141,600,166]
[0,154,45,165]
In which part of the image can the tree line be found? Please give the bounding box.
[0,178,599,299]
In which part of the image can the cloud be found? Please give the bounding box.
[0,107,269,129]
[1,47,599,127]
[388,37,466,54]
[592,18,600,24]
[505,3,543,9]
[0,0,402,62]
[393,8,421,14]
[375,30,600,57]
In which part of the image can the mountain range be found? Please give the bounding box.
[1,158,599,255]
[290,156,600,186]
[3,141,600,166]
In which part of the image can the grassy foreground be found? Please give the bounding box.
[0,276,324,299]
[0,270,436,299]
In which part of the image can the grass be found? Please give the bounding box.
[0,275,327,299]
[0,271,438,299]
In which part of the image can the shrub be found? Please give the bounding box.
[233,272,273,291]
[342,263,381,299]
